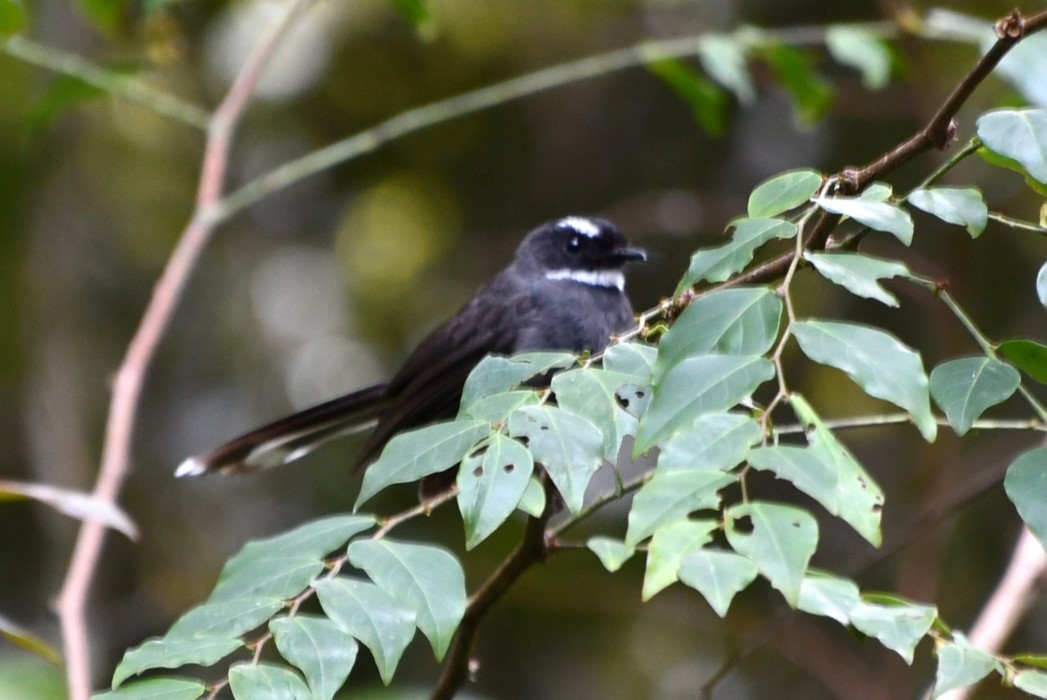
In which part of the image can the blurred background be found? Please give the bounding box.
[1,0,1045,697]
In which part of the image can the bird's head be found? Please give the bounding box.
[517,216,646,290]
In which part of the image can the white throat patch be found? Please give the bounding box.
[545,268,625,291]
[557,216,601,238]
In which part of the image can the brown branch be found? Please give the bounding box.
[51,3,314,698]
[432,481,554,699]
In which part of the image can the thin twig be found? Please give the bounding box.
[51,3,313,698]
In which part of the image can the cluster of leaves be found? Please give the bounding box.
[99,103,1047,698]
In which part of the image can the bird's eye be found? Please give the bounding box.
[566,235,581,254]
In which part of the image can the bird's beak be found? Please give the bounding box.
[615,245,647,263]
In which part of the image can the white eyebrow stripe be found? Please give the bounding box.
[558,216,601,238]
[545,268,625,291]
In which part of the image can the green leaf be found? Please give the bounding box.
[636,355,775,452]
[975,146,1047,197]
[218,515,376,583]
[677,549,758,617]
[792,320,936,441]
[389,0,431,32]
[357,419,489,507]
[677,218,797,292]
[167,598,284,640]
[647,57,728,136]
[586,537,636,573]
[1038,261,1047,310]
[929,358,1020,436]
[517,476,545,517]
[348,540,465,661]
[849,598,936,664]
[1016,670,1047,698]
[626,470,735,547]
[1005,447,1047,549]
[826,26,892,89]
[977,109,1047,184]
[697,35,754,104]
[92,677,206,700]
[653,287,782,382]
[113,637,242,687]
[813,196,914,245]
[861,182,894,201]
[312,577,415,685]
[991,30,1047,106]
[642,519,718,601]
[724,502,818,606]
[228,663,310,700]
[804,252,910,307]
[74,0,127,34]
[461,390,539,422]
[760,43,834,125]
[602,342,657,380]
[457,433,534,549]
[657,412,761,473]
[508,405,603,514]
[210,557,324,604]
[999,339,1047,383]
[1015,654,1047,671]
[460,352,576,407]
[0,0,26,35]
[788,394,885,546]
[552,368,642,460]
[908,187,988,238]
[0,479,137,538]
[270,616,356,700]
[0,611,61,664]
[797,571,860,625]
[747,169,822,218]
[931,636,998,699]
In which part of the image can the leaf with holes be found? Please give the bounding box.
[587,537,636,573]
[814,195,913,244]
[462,390,539,422]
[348,539,466,661]
[804,252,910,307]
[677,218,797,291]
[1005,447,1047,550]
[653,287,781,382]
[999,339,1047,383]
[228,663,310,700]
[849,598,937,664]
[930,358,1020,436]
[457,433,534,549]
[908,187,988,237]
[792,320,936,441]
[658,412,761,473]
[312,578,415,685]
[356,419,489,507]
[508,405,604,514]
[270,616,356,700]
[626,470,734,547]
[552,368,641,460]
[678,549,758,617]
[977,109,1047,184]
[636,355,775,453]
[932,635,999,699]
[798,571,860,625]
[642,519,718,601]
[747,169,822,218]
[725,502,818,606]
[112,637,243,687]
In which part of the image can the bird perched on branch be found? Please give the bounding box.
[176,216,645,479]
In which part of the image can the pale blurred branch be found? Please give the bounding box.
[0,35,210,129]
[51,2,315,698]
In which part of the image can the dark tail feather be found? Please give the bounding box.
[176,383,389,477]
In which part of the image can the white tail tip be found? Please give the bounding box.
[174,457,207,478]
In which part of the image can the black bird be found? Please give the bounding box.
[176,216,645,479]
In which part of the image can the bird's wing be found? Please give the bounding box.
[176,382,390,477]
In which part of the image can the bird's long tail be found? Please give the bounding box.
[175,383,389,477]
